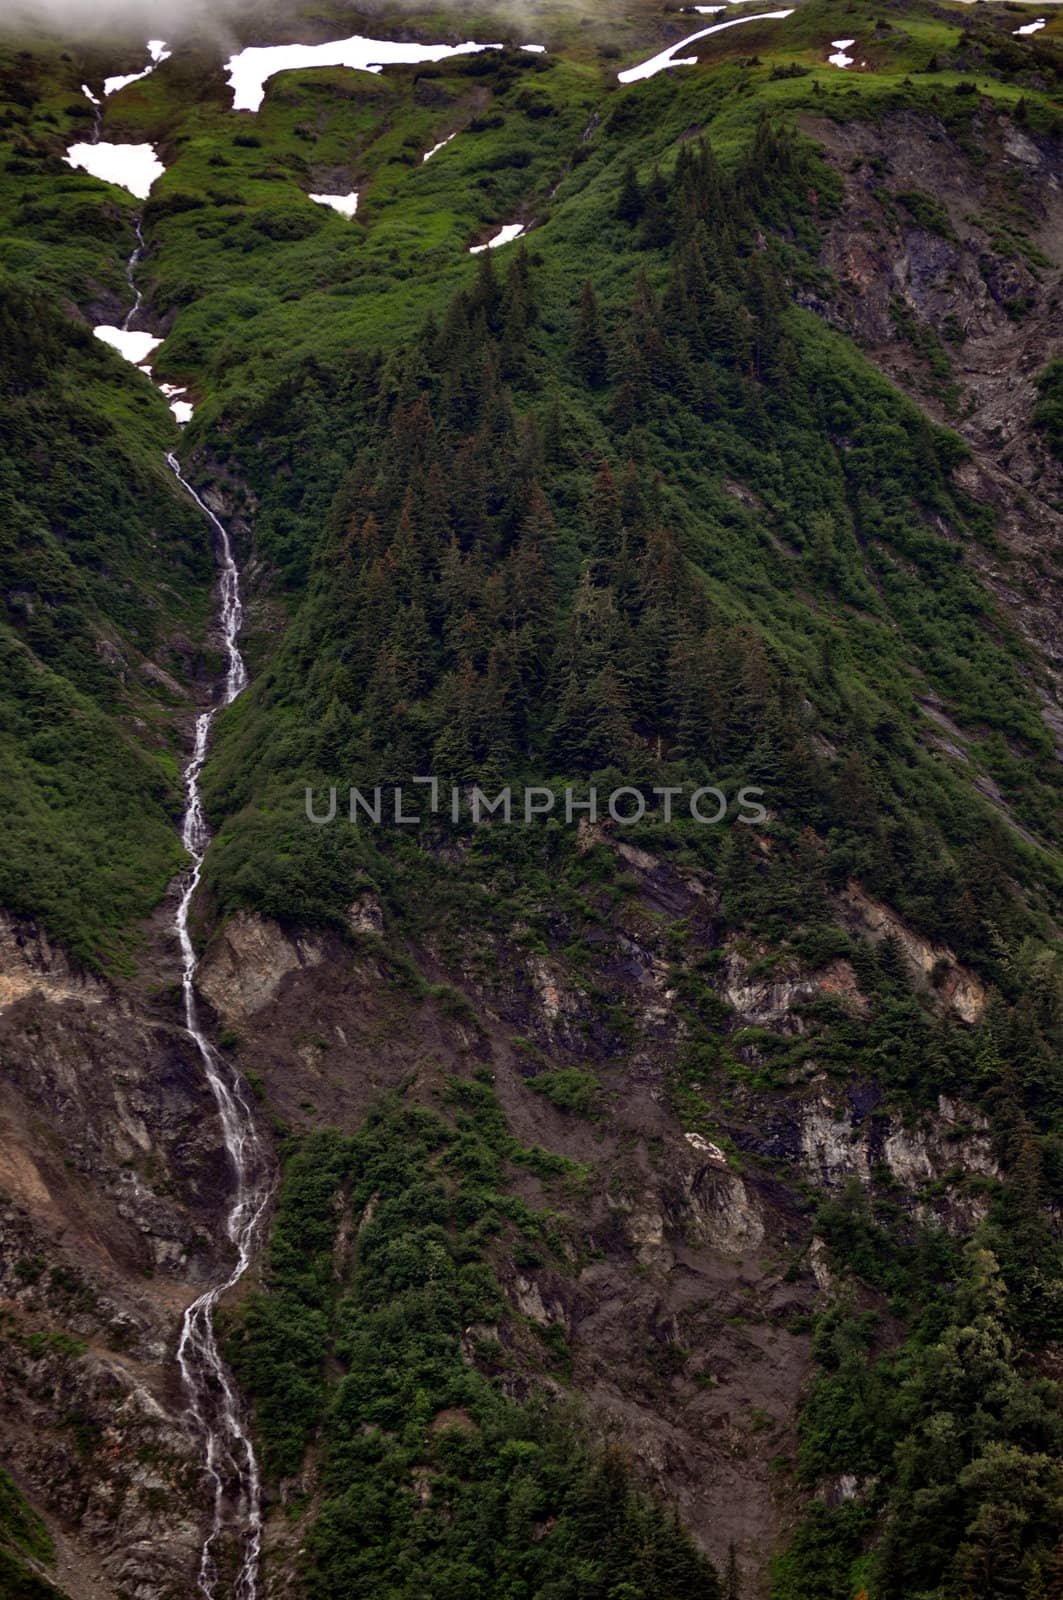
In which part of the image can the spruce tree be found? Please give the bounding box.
[617,159,644,223]
[574,278,608,388]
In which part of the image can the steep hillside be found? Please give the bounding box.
[0,3,1060,1599]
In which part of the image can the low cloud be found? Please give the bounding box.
[2,0,549,56]
[2,0,258,43]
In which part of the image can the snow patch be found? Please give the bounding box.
[65,141,165,198]
[423,133,457,162]
[159,382,194,425]
[81,82,100,105]
[618,10,794,83]
[103,38,171,97]
[684,1131,728,1164]
[828,37,856,66]
[470,222,525,252]
[1014,17,1046,32]
[520,44,547,52]
[93,326,162,365]
[308,190,359,217]
[224,34,503,114]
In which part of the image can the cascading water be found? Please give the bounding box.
[122,219,147,332]
[82,82,102,143]
[168,455,269,1600]
[108,210,269,1595]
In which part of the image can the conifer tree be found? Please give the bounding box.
[573,278,608,388]
[617,159,644,223]
[639,164,673,250]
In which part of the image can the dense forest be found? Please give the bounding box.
[208,118,1063,1600]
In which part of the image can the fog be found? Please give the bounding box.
[3,0,259,39]
[2,0,546,44]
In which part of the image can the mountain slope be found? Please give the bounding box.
[0,3,1060,1598]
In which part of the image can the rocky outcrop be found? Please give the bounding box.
[0,1315,204,1598]
[805,106,1063,733]
[795,1083,999,1221]
[0,911,248,1594]
[0,912,105,1014]
[197,910,328,1026]
[676,1158,766,1257]
[837,882,986,1022]
[723,945,868,1032]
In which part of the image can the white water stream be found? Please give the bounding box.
[167,454,269,1600]
[96,206,269,1592]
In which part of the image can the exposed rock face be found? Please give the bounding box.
[675,1158,766,1257]
[799,1094,873,1189]
[197,910,328,1026]
[0,912,105,1014]
[805,107,1063,735]
[796,1085,999,1211]
[187,827,1011,1596]
[346,889,384,936]
[0,912,246,1596]
[723,946,869,1031]
[838,883,986,1022]
[1,810,1006,1598]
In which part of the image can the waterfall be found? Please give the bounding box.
[95,187,269,1599]
[122,219,147,333]
[167,455,269,1599]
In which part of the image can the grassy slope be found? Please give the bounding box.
[0,285,216,968]
[0,44,221,966]
[0,1469,66,1599]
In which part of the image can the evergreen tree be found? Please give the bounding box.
[573,278,608,388]
[616,159,644,224]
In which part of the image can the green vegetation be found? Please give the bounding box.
[0,1470,62,1600]
[229,1096,718,1597]
[0,0,1061,1593]
[201,122,1061,962]
[0,1469,53,1567]
[0,274,214,966]
[779,1246,1063,1600]
[528,1066,600,1115]
[1034,358,1063,463]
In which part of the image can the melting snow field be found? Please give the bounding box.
[103,38,170,97]
[94,326,161,364]
[95,339,195,425]
[308,190,359,216]
[160,383,194,424]
[424,132,457,162]
[470,222,525,253]
[65,140,165,198]
[1014,18,1046,32]
[618,10,794,83]
[829,37,856,66]
[224,35,503,114]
